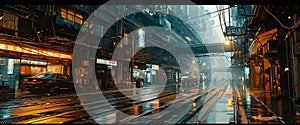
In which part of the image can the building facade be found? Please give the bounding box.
[0,5,99,92]
[248,5,300,99]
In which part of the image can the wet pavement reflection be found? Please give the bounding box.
[246,88,300,124]
[0,83,232,124]
[0,86,185,124]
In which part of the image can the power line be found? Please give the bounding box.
[196,21,230,33]
[221,5,227,34]
[188,5,236,21]
[188,14,219,24]
[263,5,300,30]
[216,5,224,35]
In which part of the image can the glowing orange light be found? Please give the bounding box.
[16,46,23,52]
[224,39,231,45]
[0,44,5,49]
[0,43,72,59]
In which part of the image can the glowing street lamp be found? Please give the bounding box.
[192,59,196,64]
[185,36,192,42]
[138,28,144,34]
[284,67,289,72]
[224,39,232,46]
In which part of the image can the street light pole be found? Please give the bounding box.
[285,34,291,98]
[131,34,135,85]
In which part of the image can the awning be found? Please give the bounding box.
[249,28,277,56]
[263,58,271,70]
[0,40,72,60]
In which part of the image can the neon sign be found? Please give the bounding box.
[0,43,72,59]
[96,59,117,66]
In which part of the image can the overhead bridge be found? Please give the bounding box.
[189,43,234,55]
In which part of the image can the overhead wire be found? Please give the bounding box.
[221,5,227,33]
[201,6,233,69]
[262,5,300,42]
[216,5,224,35]
[188,5,237,21]
[263,5,300,30]
[228,5,231,29]
[197,21,230,33]
[227,5,232,42]
[222,5,232,41]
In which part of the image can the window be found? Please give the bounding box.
[75,13,83,25]
[60,8,83,25]
[67,10,75,21]
[0,11,18,30]
[60,8,67,18]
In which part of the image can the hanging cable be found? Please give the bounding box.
[263,5,300,42]
[221,5,230,41]
[51,19,56,37]
[32,21,41,42]
[228,5,231,28]
[197,21,230,32]
[263,5,300,30]
[221,5,227,30]
[188,5,236,21]
[228,5,233,42]
[216,5,224,35]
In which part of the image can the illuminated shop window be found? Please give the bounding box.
[75,13,83,25]
[60,8,67,18]
[60,8,83,25]
[67,10,75,21]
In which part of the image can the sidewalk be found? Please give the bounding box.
[248,88,300,124]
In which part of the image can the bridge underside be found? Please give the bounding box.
[190,43,234,55]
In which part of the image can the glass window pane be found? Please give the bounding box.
[75,17,83,24]
[76,13,83,19]
[60,8,67,18]
[75,13,83,24]
[67,10,75,21]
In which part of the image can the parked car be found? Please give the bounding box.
[22,73,75,95]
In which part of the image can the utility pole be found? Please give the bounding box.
[291,14,298,100]
[131,34,135,85]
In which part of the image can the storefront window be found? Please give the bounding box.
[47,64,64,74]
[20,66,46,76]
[60,8,67,18]
[0,57,20,88]
[67,10,75,21]
[75,13,83,24]
[31,66,46,76]
[60,8,83,25]
[20,66,31,75]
